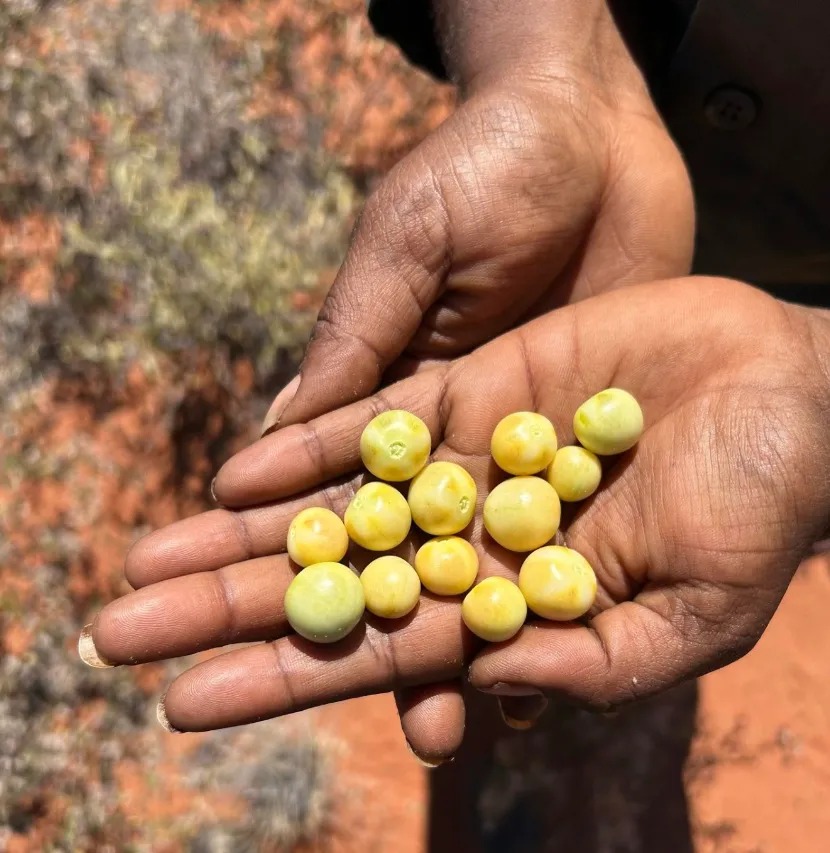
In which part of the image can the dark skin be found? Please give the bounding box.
[86,280,830,765]
[80,0,830,767]
[255,0,694,749]
[260,0,694,432]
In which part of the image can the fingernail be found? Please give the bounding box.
[209,477,224,509]
[405,739,449,769]
[497,696,548,731]
[476,683,542,698]
[78,624,116,668]
[261,375,301,437]
[156,693,181,733]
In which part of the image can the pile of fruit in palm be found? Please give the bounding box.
[283,390,644,644]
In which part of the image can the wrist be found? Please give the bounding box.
[433,0,649,103]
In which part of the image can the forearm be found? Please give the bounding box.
[432,0,649,99]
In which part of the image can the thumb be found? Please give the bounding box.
[271,168,452,432]
[261,374,301,436]
[468,594,764,713]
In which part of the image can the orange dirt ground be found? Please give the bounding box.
[2,0,829,850]
[313,554,830,853]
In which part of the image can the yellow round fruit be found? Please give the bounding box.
[284,562,365,643]
[490,411,557,475]
[483,476,560,552]
[360,555,421,619]
[518,546,597,621]
[344,482,411,551]
[546,446,602,502]
[287,507,349,567]
[360,410,431,482]
[414,536,479,596]
[461,577,527,642]
[407,461,476,535]
[573,388,644,456]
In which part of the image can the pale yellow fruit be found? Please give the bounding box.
[461,577,527,642]
[414,537,479,596]
[573,388,644,455]
[518,546,597,621]
[360,410,431,482]
[344,482,411,551]
[546,446,602,502]
[408,461,476,535]
[361,555,422,619]
[284,562,365,643]
[287,507,349,567]
[483,476,560,552]
[491,411,557,475]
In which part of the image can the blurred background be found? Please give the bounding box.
[1,2,829,851]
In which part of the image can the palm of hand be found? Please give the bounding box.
[88,280,828,761]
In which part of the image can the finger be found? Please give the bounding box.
[272,164,454,430]
[215,366,447,509]
[496,694,550,730]
[395,682,466,767]
[124,480,358,588]
[90,555,295,665]
[159,596,479,731]
[468,581,774,712]
[261,375,300,436]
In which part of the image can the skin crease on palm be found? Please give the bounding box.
[87,280,830,765]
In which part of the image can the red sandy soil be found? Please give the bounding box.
[688,556,830,853]
[309,554,830,853]
[2,1,828,850]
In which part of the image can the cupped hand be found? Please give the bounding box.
[85,279,830,765]
[262,63,694,433]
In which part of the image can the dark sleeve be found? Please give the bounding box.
[365,1,697,86]
[367,0,449,80]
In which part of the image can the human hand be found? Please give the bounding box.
[82,279,830,764]
[261,0,694,433]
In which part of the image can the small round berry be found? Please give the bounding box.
[483,476,560,552]
[461,577,527,642]
[546,446,602,502]
[360,555,422,619]
[360,410,432,482]
[414,536,479,596]
[408,461,477,535]
[284,562,365,643]
[344,482,411,551]
[491,412,557,475]
[287,507,349,567]
[573,388,644,455]
[518,546,597,621]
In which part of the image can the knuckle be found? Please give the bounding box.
[364,626,399,680]
[308,311,386,382]
[212,569,238,639]
[296,423,328,481]
[311,294,348,343]
[268,640,301,710]
[227,510,255,562]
